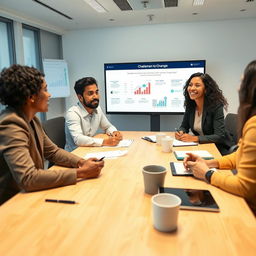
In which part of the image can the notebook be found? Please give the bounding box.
[170,162,193,176]
[141,135,156,143]
[174,150,214,160]
[172,140,198,147]
[159,187,220,212]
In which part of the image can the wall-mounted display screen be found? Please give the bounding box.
[104,60,205,114]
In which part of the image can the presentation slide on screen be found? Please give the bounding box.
[105,61,205,113]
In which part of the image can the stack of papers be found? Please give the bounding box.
[174,150,214,160]
[84,150,128,159]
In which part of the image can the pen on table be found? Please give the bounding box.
[45,199,77,204]
[96,156,105,162]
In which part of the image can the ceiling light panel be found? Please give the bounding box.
[193,0,205,6]
[83,0,107,13]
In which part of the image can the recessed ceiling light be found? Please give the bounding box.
[83,0,107,13]
[109,19,115,21]
[240,9,246,12]
[193,0,205,6]
[192,12,198,15]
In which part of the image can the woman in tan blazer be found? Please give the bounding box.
[0,64,104,204]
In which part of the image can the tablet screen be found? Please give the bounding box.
[159,187,220,212]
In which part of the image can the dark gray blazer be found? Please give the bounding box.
[179,103,233,153]
[0,108,81,204]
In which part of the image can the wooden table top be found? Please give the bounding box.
[0,131,255,256]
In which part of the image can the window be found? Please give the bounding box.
[0,17,15,111]
[22,25,45,120]
[0,17,15,71]
[22,25,41,69]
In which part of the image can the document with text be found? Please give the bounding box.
[84,150,128,160]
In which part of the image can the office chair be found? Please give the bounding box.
[42,116,66,148]
[224,113,238,154]
[42,116,66,167]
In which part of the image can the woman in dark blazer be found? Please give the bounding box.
[0,65,104,204]
[175,73,232,155]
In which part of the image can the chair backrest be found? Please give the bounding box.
[42,116,66,149]
[225,113,238,144]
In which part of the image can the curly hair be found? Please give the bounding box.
[183,72,228,111]
[237,60,256,139]
[0,64,44,108]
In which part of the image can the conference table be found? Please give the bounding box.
[0,131,255,256]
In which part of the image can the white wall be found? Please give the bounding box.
[63,18,256,131]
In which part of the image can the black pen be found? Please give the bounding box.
[45,199,77,204]
[96,156,105,162]
[175,128,183,134]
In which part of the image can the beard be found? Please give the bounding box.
[83,98,99,109]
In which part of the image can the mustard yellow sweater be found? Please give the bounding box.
[211,115,256,213]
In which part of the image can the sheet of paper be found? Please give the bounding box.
[84,150,128,159]
[173,139,198,147]
[174,150,213,160]
[103,139,133,148]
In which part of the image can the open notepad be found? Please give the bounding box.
[174,150,214,160]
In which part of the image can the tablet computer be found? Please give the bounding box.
[159,187,220,212]
[170,162,193,176]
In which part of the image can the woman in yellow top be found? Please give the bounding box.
[184,60,256,214]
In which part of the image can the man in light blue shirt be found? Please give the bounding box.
[65,77,122,152]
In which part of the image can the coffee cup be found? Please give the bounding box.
[156,133,166,145]
[142,165,167,195]
[161,136,173,153]
[152,193,181,232]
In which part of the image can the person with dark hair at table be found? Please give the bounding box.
[175,72,233,155]
[65,77,122,152]
[0,65,104,205]
[183,60,256,214]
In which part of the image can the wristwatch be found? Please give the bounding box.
[205,169,215,183]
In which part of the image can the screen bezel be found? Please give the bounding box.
[104,60,206,115]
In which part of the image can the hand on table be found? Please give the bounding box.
[183,153,209,180]
[77,158,104,179]
[175,132,198,142]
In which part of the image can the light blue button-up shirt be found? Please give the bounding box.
[65,102,117,151]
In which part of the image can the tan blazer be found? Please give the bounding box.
[0,108,81,204]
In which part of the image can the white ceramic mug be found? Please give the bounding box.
[161,136,173,153]
[152,193,181,232]
[142,165,167,195]
[156,133,166,145]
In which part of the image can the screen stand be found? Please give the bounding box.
[150,114,160,131]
